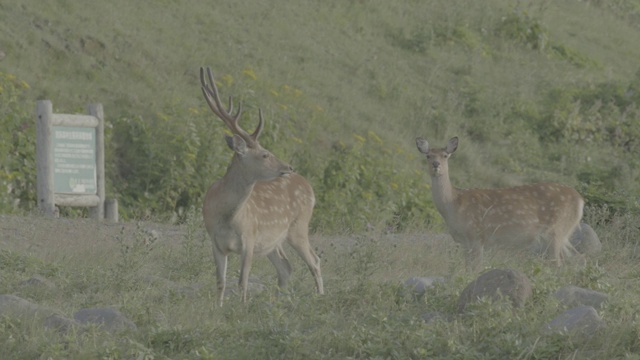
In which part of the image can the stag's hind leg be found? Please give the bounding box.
[267,245,293,291]
[287,224,324,295]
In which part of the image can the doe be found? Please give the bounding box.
[416,136,584,270]
[200,67,323,305]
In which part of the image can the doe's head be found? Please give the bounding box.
[416,136,458,177]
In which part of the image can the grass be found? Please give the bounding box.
[1,207,639,359]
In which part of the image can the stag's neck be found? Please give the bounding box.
[430,173,458,221]
[216,165,257,216]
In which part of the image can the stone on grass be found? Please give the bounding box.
[457,269,532,313]
[554,285,608,309]
[402,276,445,300]
[570,223,602,255]
[74,308,137,332]
[0,294,55,319]
[43,314,78,334]
[543,306,606,337]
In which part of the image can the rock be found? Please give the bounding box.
[570,223,602,255]
[543,306,606,337]
[402,276,445,299]
[457,269,532,313]
[0,294,53,319]
[554,285,608,309]
[73,308,137,332]
[43,314,78,334]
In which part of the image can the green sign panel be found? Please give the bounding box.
[52,126,97,194]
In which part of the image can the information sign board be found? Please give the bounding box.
[52,126,97,194]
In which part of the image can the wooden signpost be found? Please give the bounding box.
[36,100,117,221]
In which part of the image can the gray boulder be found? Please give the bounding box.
[402,276,445,300]
[457,269,532,313]
[544,306,606,337]
[554,285,608,309]
[0,294,55,319]
[43,314,79,334]
[570,223,602,255]
[74,308,137,332]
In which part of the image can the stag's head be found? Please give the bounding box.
[200,67,293,181]
[416,136,458,177]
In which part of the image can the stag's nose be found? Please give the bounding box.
[281,164,294,176]
[432,161,440,168]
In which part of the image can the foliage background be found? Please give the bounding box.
[1,0,639,231]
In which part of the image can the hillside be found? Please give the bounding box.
[1,0,639,231]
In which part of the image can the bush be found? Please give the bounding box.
[0,72,36,213]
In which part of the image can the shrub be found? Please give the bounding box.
[0,72,36,213]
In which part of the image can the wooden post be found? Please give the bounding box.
[87,103,105,221]
[105,199,119,223]
[36,100,56,217]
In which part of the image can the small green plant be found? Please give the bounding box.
[110,223,157,290]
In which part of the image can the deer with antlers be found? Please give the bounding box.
[416,136,584,270]
[200,67,323,305]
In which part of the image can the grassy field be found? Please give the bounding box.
[1,208,639,359]
[1,0,639,228]
[1,0,640,358]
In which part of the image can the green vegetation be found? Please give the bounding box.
[1,0,639,231]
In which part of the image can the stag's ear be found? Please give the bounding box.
[446,137,459,154]
[416,137,430,154]
[225,134,248,156]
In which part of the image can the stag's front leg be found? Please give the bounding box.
[239,242,255,303]
[212,249,228,306]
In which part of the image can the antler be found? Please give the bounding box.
[200,67,264,146]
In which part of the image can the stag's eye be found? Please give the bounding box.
[262,152,269,159]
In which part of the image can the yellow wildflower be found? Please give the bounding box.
[367,130,383,144]
[221,74,234,87]
[353,134,366,143]
[242,68,257,81]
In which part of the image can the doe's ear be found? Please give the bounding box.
[416,137,430,154]
[446,137,459,154]
[225,134,247,155]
